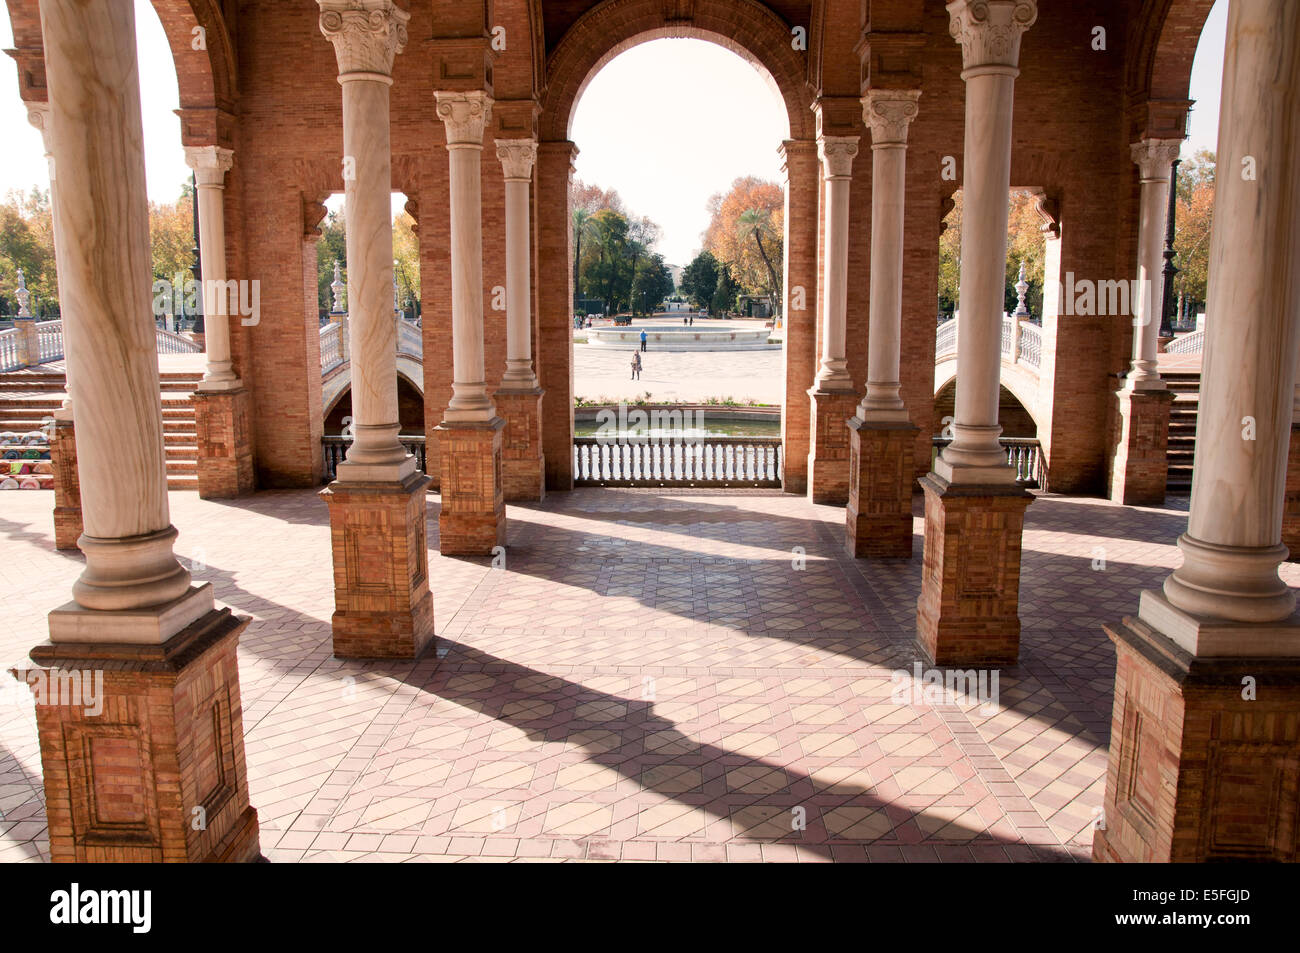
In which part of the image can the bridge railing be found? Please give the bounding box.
[573,435,782,487]
[932,435,1047,490]
[36,320,63,363]
[1164,329,1204,355]
[937,315,1042,370]
[155,327,203,355]
[0,327,22,371]
[322,434,426,480]
[321,322,344,373]
[398,319,422,358]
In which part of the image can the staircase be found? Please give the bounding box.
[1164,370,1200,494]
[0,367,203,489]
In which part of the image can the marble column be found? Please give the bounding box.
[494,137,546,502]
[27,101,83,549]
[434,91,506,554]
[847,90,921,557]
[184,145,254,500]
[16,0,259,862]
[1109,139,1182,505]
[318,0,434,659]
[1095,0,1300,864]
[916,0,1036,665]
[806,135,859,504]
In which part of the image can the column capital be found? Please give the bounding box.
[317,0,409,78]
[436,91,494,147]
[947,0,1037,72]
[496,138,538,181]
[817,136,859,179]
[183,145,235,187]
[862,89,921,146]
[25,102,55,169]
[1130,138,1182,182]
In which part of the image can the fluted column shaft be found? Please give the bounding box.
[498,138,539,388]
[812,137,858,390]
[319,2,410,478]
[859,90,921,421]
[1127,139,1182,390]
[38,0,191,612]
[1160,0,1300,625]
[184,145,238,389]
[939,0,1037,483]
[437,91,495,422]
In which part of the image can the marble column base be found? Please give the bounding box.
[1109,387,1174,506]
[1283,423,1300,560]
[50,416,83,551]
[436,417,507,556]
[806,389,858,505]
[321,472,435,659]
[13,607,262,862]
[1092,614,1300,862]
[495,388,546,503]
[193,387,255,500]
[916,474,1033,666]
[846,419,919,558]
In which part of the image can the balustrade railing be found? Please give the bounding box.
[398,319,422,358]
[573,435,782,487]
[322,434,426,480]
[36,320,63,363]
[938,315,1041,371]
[0,327,22,371]
[156,327,203,354]
[320,323,344,373]
[1016,320,1042,368]
[1164,328,1204,355]
[935,318,957,360]
[931,435,1046,490]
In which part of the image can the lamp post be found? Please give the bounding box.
[1159,157,1180,337]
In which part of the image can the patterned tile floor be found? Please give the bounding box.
[2,486,1292,863]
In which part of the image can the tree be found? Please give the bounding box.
[1172,150,1215,314]
[631,253,674,315]
[938,189,1046,320]
[702,176,784,313]
[737,207,782,316]
[712,267,737,315]
[393,210,420,318]
[680,251,719,311]
[149,185,196,292]
[316,209,347,313]
[0,188,57,315]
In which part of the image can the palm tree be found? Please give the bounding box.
[572,208,597,311]
[737,208,782,317]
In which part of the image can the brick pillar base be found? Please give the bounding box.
[321,471,435,658]
[50,415,83,551]
[846,419,919,558]
[806,389,857,505]
[193,387,255,500]
[1093,615,1300,862]
[1109,387,1174,506]
[916,474,1033,666]
[436,417,506,555]
[13,607,262,862]
[1283,423,1300,560]
[495,388,546,503]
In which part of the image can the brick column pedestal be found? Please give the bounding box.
[1109,387,1174,506]
[847,419,919,557]
[321,471,435,658]
[13,606,261,862]
[495,389,545,503]
[193,388,255,500]
[916,474,1033,666]
[1283,422,1300,560]
[50,416,83,551]
[436,418,506,555]
[1093,615,1300,862]
[807,390,857,504]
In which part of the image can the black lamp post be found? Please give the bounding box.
[1159,157,1181,337]
[190,171,203,333]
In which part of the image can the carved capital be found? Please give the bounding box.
[1130,138,1182,182]
[25,102,52,153]
[436,91,493,147]
[183,145,235,187]
[862,89,921,147]
[496,138,538,181]
[318,1,409,78]
[818,136,859,180]
[1023,188,1060,239]
[947,0,1038,71]
[303,196,329,241]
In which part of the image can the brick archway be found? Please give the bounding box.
[1124,0,1217,137]
[540,0,815,142]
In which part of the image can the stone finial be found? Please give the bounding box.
[331,259,346,313]
[15,267,32,317]
[1131,138,1182,182]
[817,136,859,180]
[183,145,235,187]
[496,139,538,182]
[1014,260,1030,316]
[947,0,1038,71]
[435,91,493,147]
[862,89,922,147]
[318,0,410,77]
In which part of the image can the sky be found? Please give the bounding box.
[0,1,1226,261]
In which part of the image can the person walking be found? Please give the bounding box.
[640,328,647,352]
[630,350,642,380]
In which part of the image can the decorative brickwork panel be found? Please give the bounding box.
[807,391,857,504]
[50,417,83,550]
[194,388,256,500]
[1108,388,1173,506]
[436,419,506,555]
[846,421,918,558]
[495,389,545,502]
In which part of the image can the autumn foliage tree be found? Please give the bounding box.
[1172,150,1214,318]
[702,176,784,315]
[939,190,1047,320]
[570,179,671,316]
[0,188,57,316]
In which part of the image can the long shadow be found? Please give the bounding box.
[399,640,1048,857]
